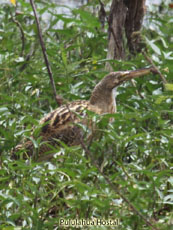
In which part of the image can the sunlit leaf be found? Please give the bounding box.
[145,38,161,55]
[165,83,173,91]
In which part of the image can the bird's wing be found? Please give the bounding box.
[39,100,90,137]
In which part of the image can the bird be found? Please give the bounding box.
[14,68,154,160]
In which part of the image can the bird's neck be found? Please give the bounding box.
[89,84,117,114]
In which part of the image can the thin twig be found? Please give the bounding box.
[19,42,38,72]
[29,0,63,105]
[11,15,25,56]
[142,51,167,85]
[130,79,144,99]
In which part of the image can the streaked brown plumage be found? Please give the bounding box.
[14,68,154,159]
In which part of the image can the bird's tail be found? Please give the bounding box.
[12,141,34,160]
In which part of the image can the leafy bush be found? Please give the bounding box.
[0,1,173,229]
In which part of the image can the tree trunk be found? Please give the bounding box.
[106,0,146,70]
[125,0,146,54]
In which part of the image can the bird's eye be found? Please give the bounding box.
[113,79,119,85]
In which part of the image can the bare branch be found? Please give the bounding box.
[19,42,38,72]
[142,51,167,85]
[29,0,63,106]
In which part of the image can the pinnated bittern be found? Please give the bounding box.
[14,68,154,159]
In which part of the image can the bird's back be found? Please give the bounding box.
[40,100,89,136]
[14,100,91,158]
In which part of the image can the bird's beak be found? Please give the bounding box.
[119,68,153,83]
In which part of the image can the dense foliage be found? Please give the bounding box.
[0,0,173,229]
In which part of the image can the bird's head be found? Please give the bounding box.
[100,68,154,89]
[90,67,154,113]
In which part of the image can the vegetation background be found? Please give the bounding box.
[0,0,173,229]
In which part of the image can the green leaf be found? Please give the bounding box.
[146,38,161,55]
